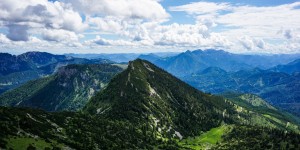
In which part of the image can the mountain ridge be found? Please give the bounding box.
[0,64,123,111]
[142,49,300,77]
[0,52,114,94]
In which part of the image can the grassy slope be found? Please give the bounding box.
[179,125,230,149]
[6,137,62,150]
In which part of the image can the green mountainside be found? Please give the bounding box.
[0,64,123,111]
[0,52,113,94]
[0,59,300,149]
[183,67,300,117]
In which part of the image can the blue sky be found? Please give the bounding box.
[0,0,300,54]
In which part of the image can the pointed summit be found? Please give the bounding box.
[85,59,240,137]
[85,59,300,139]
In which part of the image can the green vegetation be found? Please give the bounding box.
[215,125,300,149]
[0,52,115,94]
[183,66,300,117]
[1,59,300,149]
[0,64,123,111]
[6,137,62,150]
[179,125,230,149]
[222,92,300,127]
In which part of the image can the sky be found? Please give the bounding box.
[0,0,300,54]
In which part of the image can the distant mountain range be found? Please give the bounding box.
[140,49,300,77]
[0,52,113,94]
[1,59,300,149]
[270,59,300,74]
[136,49,300,116]
[183,65,300,116]
[0,64,123,111]
[66,52,179,63]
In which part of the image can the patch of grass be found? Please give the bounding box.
[6,137,62,150]
[178,125,231,149]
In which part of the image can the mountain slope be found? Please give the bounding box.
[0,53,32,76]
[0,52,113,94]
[0,64,123,111]
[85,59,235,137]
[0,52,68,76]
[85,59,299,136]
[18,51,69,68]
[270,58,300,74]
[183,67,300,116]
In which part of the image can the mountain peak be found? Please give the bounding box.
[85,59,240,137]
[128,59,156,71]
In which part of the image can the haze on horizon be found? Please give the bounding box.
[0,0,300,54]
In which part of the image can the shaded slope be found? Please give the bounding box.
[0,106,159,149]
[0,52,113,94]
[0,64,123,111]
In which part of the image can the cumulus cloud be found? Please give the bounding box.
[42,29,79,42]
[0,33,10,44]
[64,0,169,21]
[84,22,231,50]
[87,36,135,46]
[86,16,124,33]
[0,0,86,41]
[170,2,300,36]
[1,0,300,54]
[169,2,231,15]
[279,29,295,40]
[239,36,266,50]
[6,25,29,41]
[169,1,300,53]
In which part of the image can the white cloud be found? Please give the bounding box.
[42,29,79,42]
[86,36,135,46]
[1,0,300,54]
[169,1,300,53]
[6,25,29,41]
[239,36,264,50]
[0,0,86,41]
[83,22,231,50]
[0,33,10,44]
[86,16,125,33]
[64,0,169,21]
[169,2,231,15]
